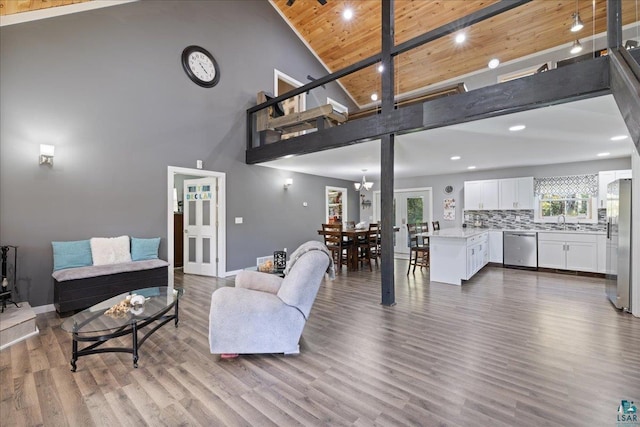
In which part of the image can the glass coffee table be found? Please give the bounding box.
[61,286,183,372]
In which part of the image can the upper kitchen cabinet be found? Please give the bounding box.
[598,170,632,209]
[464,179,499,210]
[499,177,534,210]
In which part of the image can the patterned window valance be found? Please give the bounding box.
[534,174,598,197]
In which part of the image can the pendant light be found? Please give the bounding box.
[354,169,373,191]
[570,39,583,54]
[570,0,583,32]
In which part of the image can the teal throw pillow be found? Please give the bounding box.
[52,240,93,271]
[131,237,161,261]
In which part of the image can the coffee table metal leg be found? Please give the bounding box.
[174,299,179,327]
[70,335,78,372]
[132,321,139,368]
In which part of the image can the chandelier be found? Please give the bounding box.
[354,169,373,191]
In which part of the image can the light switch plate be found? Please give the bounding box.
[235,217,243,224]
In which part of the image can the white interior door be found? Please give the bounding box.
[183,177,217,276]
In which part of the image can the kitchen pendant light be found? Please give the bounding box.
[570,12,584,32]
[570,39,583,54]
[354,169,373,191]
[570,0,583,32]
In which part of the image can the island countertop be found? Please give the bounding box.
[424,228,488,239]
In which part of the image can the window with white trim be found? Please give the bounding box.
[534,174,598,223]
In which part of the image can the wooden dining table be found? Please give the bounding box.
[318,226,399,271]
[317,228,367,270]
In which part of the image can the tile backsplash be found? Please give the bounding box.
[463,209,606,232]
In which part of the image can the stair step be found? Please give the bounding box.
[0,302,39,350]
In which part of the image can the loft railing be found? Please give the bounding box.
[246,0,640,157]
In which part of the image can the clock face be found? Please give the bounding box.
[181,46,220,88]
[188,52,216,82]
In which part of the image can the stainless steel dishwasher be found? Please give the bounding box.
[503,231,538,269]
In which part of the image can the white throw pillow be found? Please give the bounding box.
[90,236,132,266]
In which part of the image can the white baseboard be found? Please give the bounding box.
[225,269,243,277]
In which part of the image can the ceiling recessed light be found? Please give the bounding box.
[610,135,628,141]
[450,156,461,160]
[597,152,611,157]
[455,33,466,44]
[509,125,526,132]
[370,93,378,101]
[488,58,500,69]
[343,8,353,20]
[377,64,384,73]
[467,166,477,170]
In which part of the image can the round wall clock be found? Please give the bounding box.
[181,45,220,88]
[444,185,454,194]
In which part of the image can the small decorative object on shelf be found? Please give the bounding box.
[273,250,287,272]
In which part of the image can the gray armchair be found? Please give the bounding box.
[209,242,333,356]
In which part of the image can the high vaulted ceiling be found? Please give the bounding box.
[271,0,639,107]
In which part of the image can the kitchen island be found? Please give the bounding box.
[427,228,489,285]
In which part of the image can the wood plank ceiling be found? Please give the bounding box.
[271,0,639,107]
[0,0,89,15]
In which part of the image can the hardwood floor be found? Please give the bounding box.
[1,262,639,426]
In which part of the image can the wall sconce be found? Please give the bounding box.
[39,144,55,166]
[284,178,293,190]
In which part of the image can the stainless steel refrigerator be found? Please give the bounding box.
[606,178,632,311]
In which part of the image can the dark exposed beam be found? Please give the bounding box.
[422,56,610,128]
[607,0,622,49]
[380,0,395,306]
[393,0,533,57]
[247,58,610,164]
[609,48,640,154]
[246,106,423,164]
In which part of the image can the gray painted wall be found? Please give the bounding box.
[0,0,357,307]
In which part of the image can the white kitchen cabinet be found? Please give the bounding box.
[538,232,598,272]
[598,170,632,209]
[464,180,499,210]
[499,177,534,210]
[488,231,503,263]
[465,232,488,279]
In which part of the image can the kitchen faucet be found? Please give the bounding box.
[558,214,566,230]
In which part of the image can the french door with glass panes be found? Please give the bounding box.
[374,188,432,255]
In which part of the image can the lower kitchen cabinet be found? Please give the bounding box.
[466,233,488,279]
[430,231,488,285]
[537,232,599,273]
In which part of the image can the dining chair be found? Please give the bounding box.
[355,222,380,271]
[320,229,351,271]
[407,223,429,274]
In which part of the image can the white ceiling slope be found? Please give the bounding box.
[260,95,633,181]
